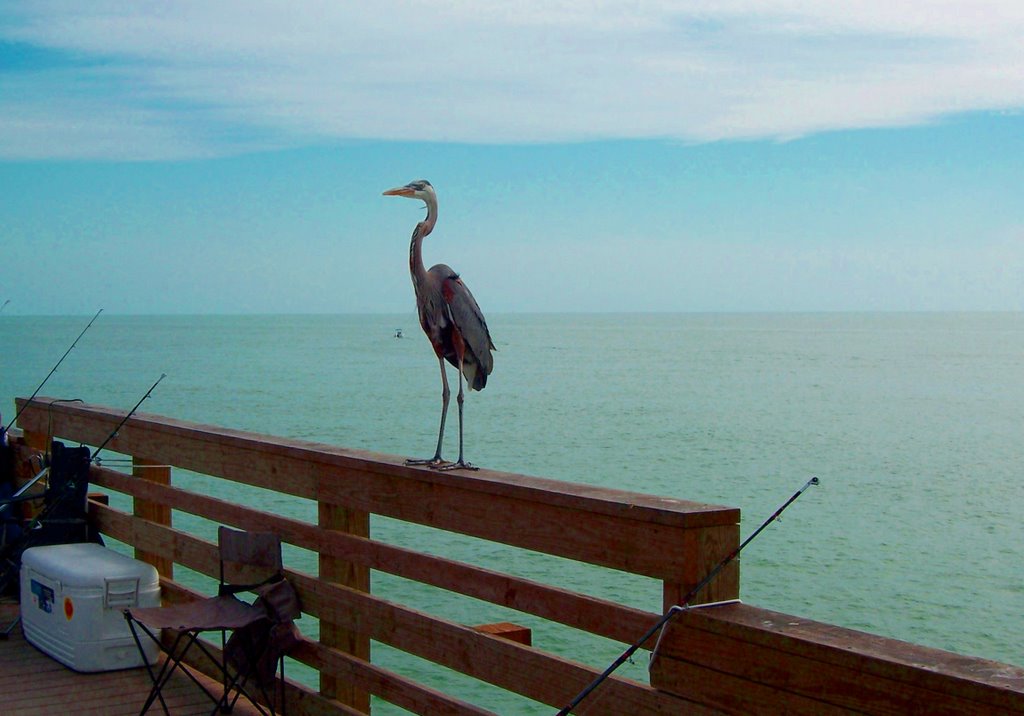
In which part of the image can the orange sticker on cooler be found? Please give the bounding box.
[64,597,74,621]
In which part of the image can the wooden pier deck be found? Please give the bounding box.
[0,599,263,716]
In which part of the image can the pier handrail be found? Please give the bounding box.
[10,397,1024,715]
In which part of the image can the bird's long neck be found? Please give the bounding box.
[409,195,438,287]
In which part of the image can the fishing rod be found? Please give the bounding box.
[0,465,49,517]
[0,375,168,625]
[90,373,166,460]
[4,308,103,433]
[0,399,83,517]
[3,375,167,538]
[1,377,165,510]
[555,476,820,716]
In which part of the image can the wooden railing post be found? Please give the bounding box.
[651,523,739,693]
[132,457,173,579]
[20,429,48,454]
[662,523,740,613]
[319,499,371,713]
[13,430,50,518]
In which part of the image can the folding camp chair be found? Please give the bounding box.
[124,527,300,716]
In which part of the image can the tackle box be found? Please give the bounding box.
[20,542,161,672]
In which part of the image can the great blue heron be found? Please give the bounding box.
[383,180,495,470]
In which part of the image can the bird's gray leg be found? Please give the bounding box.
[435,364,452,461]
[406,356,452,467]
[437,360,477,471]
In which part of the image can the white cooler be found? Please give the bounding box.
[20,543,161,672]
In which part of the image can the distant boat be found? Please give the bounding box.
[394,328,403,339]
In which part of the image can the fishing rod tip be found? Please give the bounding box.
[810,476,820,486]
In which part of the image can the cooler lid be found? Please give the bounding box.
[21,543,160,588]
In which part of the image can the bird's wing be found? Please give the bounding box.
[441,273,495,388]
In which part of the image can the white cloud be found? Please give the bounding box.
[2,1,1023,158]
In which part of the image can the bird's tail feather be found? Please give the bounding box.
[462,359,487,391]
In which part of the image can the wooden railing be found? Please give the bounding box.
[11,397,1024,715]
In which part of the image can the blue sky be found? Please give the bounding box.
[1,2,1022,314]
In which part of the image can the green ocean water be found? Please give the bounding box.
[2,312,1022,712]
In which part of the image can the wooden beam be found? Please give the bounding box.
[158,579,493,716]
[95,499,1024,716]
[318,499,371,712]
[90,502,706,715]
[650,603,1024,715]
[89,465,661,645]
[293,573,709,715]
[132,457,173,578]
[473,622,532,646]
[15,397,736,527]
[19,397,738,578]
[13,433,47,519]
[291,640,496,716]
[315,467,711,580]
[663,522,740,611]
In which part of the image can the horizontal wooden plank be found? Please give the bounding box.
[156,581,493,716]
[315,465,732,580]
[651,603,1024,714]
[90,465,666,644]
[91,503,708,715]
[92,497,671,704]
[90,471,1024,716]
[21,396,738,578]
[17,401,319,498]
[654,651,994,716]
[292,640,496,716]
[103,524,464,712]
[650,656,851,716]
[293,572,710,715]
[18,397,737,529]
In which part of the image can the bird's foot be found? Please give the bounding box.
[404,456,453,469]
[435,459,478,471]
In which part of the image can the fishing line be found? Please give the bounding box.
[4,308,103,433]
[555,476,820,716]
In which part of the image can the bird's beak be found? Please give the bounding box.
[383,185,414,197]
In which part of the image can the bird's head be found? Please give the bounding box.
[383,179,435,203]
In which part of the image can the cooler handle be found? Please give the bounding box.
[105,577,140,609]
[23,567,62,593]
